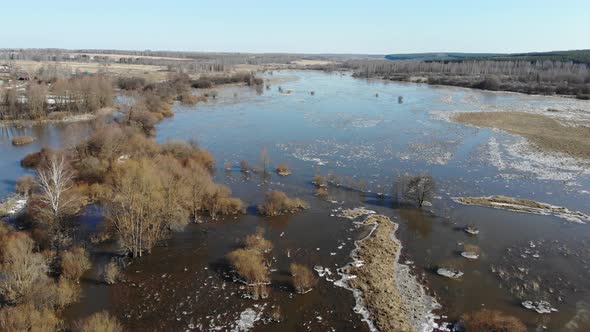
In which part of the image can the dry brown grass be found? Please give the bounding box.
[258,190,309,216]
[0,303,62,332]
[227,248,269,285]
[462,309,527,332]
[60,247,91,281]
[74,311,123,332]
[11,136,37,146]
[454,111,590,159]
[290,263,316,294]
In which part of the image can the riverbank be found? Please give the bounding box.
[337,213,438,332]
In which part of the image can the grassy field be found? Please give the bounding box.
[12,60,169,81]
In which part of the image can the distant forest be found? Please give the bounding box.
[385,50,590,65]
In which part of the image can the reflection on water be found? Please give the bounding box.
[3,70,590,331]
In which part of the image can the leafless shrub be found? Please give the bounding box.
[462,309,526,332]
[103,261,120,285]
[60,246,91,282]
[258,190,309,216]
[74,311,123,332]
[290,263,316,294]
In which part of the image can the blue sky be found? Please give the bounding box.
[1,0,588,54]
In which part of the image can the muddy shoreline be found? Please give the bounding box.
[336,213,438,332]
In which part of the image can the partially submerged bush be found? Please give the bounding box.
[74,311,123,332]
[258,190,309,216]
[60,247,91,282]
[462,309,526,332]
[275,163,291,176]
[240,160,250,173]
[315,187,328,197]
[178,93,205,105]
[11,136,36,146]
[290,263,316,294]
[0,303,61,332]
[103,261,120,285]
[312,175,327,187]
[244,228,273,253]
[227,248,269,286]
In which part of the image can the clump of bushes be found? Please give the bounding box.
[74,311,123,332]
[227,248,270,298]
[227,229,274,299]
[258,190,309,216]
[11,136,36,146]
[0,303,62,332]
[462,309,526,332]
[20,147,54,168]
[60,246,91,282]
[290,263,316,294]
[117,76,146,90]
[275,163,291,176]
[178,93,206,105]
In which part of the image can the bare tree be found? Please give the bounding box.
[260,147,270,174]
[106,160,165,257]
[395,174,435,207]
[0,232,48,304]
[35,154,79,224]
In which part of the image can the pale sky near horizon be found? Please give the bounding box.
[1,0,588,54]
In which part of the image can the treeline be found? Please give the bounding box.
[0,74,113,120]
[385,50,590,64]
[344,59,590,99]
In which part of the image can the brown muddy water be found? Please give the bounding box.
[2,70,590,331]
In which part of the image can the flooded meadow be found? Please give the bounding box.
[2,70,590,331]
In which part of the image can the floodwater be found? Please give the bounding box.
[3,70,590,331]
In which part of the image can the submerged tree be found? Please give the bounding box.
[395,174,435,207]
